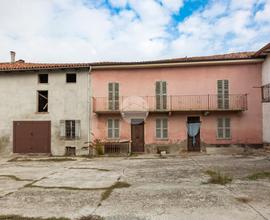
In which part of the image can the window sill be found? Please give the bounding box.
[216,138,232,140]
[155,138,169,141]
[35,112,49,114]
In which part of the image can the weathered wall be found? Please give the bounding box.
[262,56,270,143]
[0,69,89,156]
[91,63,263,148]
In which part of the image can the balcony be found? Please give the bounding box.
[93,94,248,114]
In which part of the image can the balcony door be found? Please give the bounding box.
[217,80,229,109]
[156,81,167,110]
[108,82,119,110]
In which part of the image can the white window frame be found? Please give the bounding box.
[156,118,168,139]
[107,118,120,139]
[217,117,231,139]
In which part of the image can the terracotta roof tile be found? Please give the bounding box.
[0,51,263,71]
[0,61,90,72]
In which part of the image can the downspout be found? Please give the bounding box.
[87,65,92,146]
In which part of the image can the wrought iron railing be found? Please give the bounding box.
[93,94,248,113]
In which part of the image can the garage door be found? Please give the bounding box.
[13,121,51,153]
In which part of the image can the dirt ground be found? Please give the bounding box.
[0,151,270,220]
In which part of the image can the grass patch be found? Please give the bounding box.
[246,172,270,180]
[0,175,32,181]
[77,216,104,220]
[0,215,69,220]
[204,170,232,185]
[69,167,110,172]
[101,181,131,202]
[0,215,104,220]
[235,197,251,204]
[8,157,76,162]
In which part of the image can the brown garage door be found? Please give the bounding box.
[13,121,51,153]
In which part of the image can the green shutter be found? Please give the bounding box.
[156,119,161,138]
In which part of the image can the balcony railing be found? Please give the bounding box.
[93,94,248,113]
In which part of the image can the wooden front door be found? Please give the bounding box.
[131,119,144,152]
[187,117,201,151]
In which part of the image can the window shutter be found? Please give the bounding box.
[75,120,81,138]
[114,119,119,138]
[217,118,223,138]
[114,83,119,110]
[60,120,65,137]
[163,119,168,138]
[156,119,161,138]
[108,119,113,138]
[224,80,229,109]
[156,81,161,110]
[217,80,223,109]
[108,83,113,110]
[225,118,231,138]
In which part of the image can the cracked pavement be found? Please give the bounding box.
[0,154,270,220]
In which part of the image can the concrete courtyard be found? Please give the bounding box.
[0,150,270,220]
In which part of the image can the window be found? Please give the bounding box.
[37,90,48,112]
[108,119,119,139]
[156,118,168,139]
[108,82,119,110]
[60,120,80,139]
[217,80,229,109]
[217,118,231,139]
[156,81,167,110]
[262,83,270,102]
[38,74,48,83]
[66,73,76,83]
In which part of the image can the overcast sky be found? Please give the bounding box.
[0,0,269,63]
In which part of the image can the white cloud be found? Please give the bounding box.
[0,0,269,63]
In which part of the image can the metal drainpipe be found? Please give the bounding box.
[87,65,92,146]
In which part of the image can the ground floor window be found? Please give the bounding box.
[60,120,80,139]
[217,117,231,139]
[108,119,120,139]
[262,83,270,102]
[156,118,168,139]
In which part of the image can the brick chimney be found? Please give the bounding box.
[10,51,16,63]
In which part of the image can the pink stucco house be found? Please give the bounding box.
[91,51,264,154]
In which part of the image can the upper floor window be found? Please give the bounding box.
[262,83,270,102]
[66,73,76,83]
[38,74,48,83]
[156,81,167,110]
[217,80,229,109]
[37,90,48,112]
[108,82,119,110]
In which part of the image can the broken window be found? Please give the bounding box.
[60,120,80,139]
[37,90,48,112]
[38,74,48,83]
[66,73,77,83]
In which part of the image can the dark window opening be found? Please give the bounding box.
[38,91,48,112]
[38,74,48,83]
[65,120,75,139]
[262,83,270,102]
[66,73,76,83]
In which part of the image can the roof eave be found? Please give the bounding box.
[92,58,264,70]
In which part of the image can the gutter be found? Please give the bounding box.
[92,58,265,70]
[87,65,92,146]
